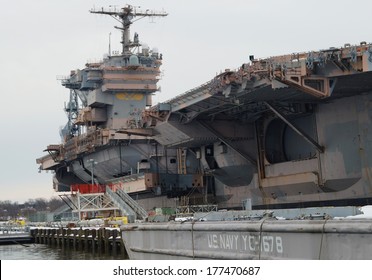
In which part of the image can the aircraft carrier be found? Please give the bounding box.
[37,4,372,221]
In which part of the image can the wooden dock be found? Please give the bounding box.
[30,228,128,258]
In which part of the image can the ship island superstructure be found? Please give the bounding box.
[37,5,372,221]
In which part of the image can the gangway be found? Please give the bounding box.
[116,188,148,220]
[106,187,148,222]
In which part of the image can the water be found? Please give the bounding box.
[0,243,125,260]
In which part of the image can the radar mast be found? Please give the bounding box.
[90,5,168,55]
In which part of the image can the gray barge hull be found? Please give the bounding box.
[121,219,372,259]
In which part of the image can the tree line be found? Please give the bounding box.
[0,197,65,220]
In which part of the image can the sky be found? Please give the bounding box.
[1,0,372,203]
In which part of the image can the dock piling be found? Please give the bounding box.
[30,227,126,258]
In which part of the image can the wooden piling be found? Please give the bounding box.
[30,227,127,258]
[112,230,117,257]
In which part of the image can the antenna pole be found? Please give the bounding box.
[108,32,111,56]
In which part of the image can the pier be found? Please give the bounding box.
[30,228,128,258]
[0,224,33,245]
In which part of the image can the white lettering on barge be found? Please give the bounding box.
[206,233,283,254]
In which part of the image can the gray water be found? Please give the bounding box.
[0,244,124,260]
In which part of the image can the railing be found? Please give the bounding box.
[105,187,136,220]
[0,223,30,234]
[70,184,106,194]
[116,189,148,220]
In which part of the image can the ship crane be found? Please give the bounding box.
[90,5,168,54]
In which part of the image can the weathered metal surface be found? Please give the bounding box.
[121,218,372,260]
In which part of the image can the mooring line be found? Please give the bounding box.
[318,218,329,260]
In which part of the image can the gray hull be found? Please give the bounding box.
[121,219,372,259]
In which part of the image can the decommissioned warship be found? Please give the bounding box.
[36,5,372,259]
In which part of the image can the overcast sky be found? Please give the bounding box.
[1,0,372,203]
